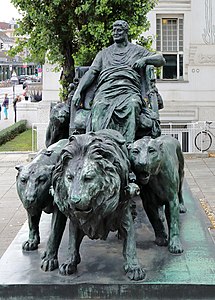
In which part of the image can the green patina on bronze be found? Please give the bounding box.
[14,20,203,286]
[128,135,186,254]
[45,103,70,147]
[72,20,165,143]
[41,129,145,281]
[15,139,68,251]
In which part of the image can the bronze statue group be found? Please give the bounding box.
[16,20,186,281]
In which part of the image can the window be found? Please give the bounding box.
[156,16,184,80]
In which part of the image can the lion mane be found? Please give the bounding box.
[52,129,130,237]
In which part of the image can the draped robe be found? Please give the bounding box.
[87,42,153,143]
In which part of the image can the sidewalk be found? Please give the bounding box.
[185,155,215,242]
[0,152,215,258]
[0,107,14,130]
[0,152,29,257]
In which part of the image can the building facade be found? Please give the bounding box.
[147,0,215,123]
[0,20,37,81]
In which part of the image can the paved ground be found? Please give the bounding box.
[0,106,14,130]
[0,151,215,258]
[0,153,29,257]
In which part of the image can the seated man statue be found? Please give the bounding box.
[72,20,165,143]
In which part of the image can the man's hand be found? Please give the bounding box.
[72,92,82,107]
[132,58,147,70]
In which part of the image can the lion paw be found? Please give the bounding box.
[41,252,59,272]
[179,203,187,213]
[169,236,183,254]
[59,262,78,275]
[22,239,39,251]
[124,263,146,281]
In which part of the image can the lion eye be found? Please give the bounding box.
[131,148,140,154]
[38,176,47,184]
[66,174,74,181]
[20,177,27,184]
[83,174,94,182]
[148,147,156,154]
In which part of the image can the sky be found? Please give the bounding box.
[0,0,21,22]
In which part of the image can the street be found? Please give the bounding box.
[0,84,24,130]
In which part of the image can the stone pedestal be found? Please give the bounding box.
[0,183,215,299]
[36,63,61,150]
[16,101,39,127]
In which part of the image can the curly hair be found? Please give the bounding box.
[113,20,129,33]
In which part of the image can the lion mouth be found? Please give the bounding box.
[58,116,65,123]
[138,172,150,184]
[75,207,92,213]
[73,207,93,221]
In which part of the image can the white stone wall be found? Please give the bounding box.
[16,101,39,126]
[147,0,215,123]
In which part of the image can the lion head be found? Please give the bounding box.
[50,102,70,125]
[16,162,54,215]
[52,130,130,237]
[16,140,68,215]
[128,136,163,184]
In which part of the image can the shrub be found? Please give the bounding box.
[0,120,28,146]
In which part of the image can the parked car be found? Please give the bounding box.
[18,75,29,84]
[30,75,41,82]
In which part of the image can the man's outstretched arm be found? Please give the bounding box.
[132,53,166,70]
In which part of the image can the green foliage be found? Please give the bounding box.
[0,120,27,146]
[136,35,155,52]
[10,0,158,99]
[0,129,32,152]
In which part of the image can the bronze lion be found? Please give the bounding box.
[45,102,70,147]
[41,129,144,281]
[128,135,185,254]
[16,139,68,251]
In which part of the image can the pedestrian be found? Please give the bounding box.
[2,93,9,120]
[23,88,29,101]
[0,103,1,120]
[13,95,21,123]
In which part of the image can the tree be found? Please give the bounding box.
[10,0,157,100]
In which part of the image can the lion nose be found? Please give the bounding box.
[71,195,81,204]
[140,158,148,169]
[27,196,36,203]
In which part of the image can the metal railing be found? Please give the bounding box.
[161,121,215,153]
[32,121,215,153]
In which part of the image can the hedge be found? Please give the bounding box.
[0,120,28,146]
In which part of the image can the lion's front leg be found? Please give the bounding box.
[121,205,146,281]
[22,211,41,251]
[141,190,168,247]
[165,197,183,254]
[59,220,85,276]
[41,206,67,272]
